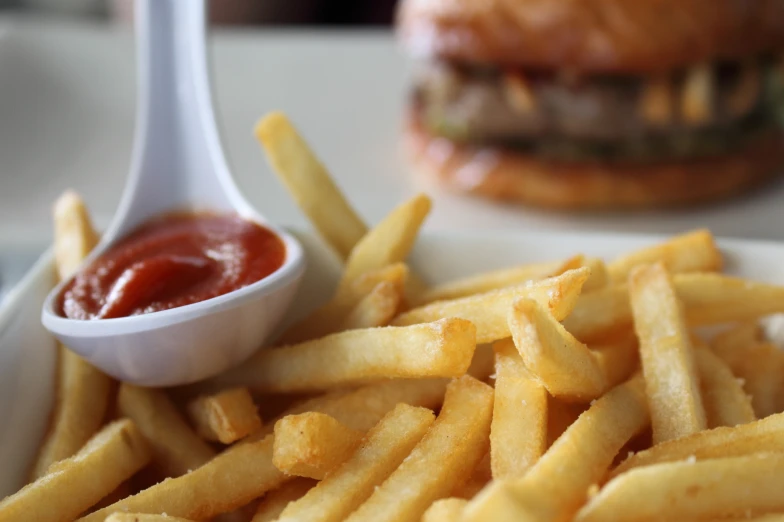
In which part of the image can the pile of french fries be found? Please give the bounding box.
[4,112,784,522]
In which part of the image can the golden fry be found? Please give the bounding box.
[413,256,582,306]
[32,191,112,479]
[490,340,547,479]
[695,348,756,428]
[629,264,706,443]
[118,384,215,477]
[611,410,784,477]
[509,297,607,400]
[79,435,285,522]
[346,376,493,522]
[576,453,784,522]
[0,420,150,522]
[607,229,722,284]
[393,267,590,344]
[254,112,367,260]
[211,318,476,393]
[186,387,262,444]
[273,412,364,480]
[276,404,435,522]
[337,280,402,330]
[105,515,195,522]
[463,376,649,522]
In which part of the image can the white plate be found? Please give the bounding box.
[2,228,784,497]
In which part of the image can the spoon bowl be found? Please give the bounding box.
[40,0,305,386]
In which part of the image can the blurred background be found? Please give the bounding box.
[0,0,400,26]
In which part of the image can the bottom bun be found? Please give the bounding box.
[405,118,784,210]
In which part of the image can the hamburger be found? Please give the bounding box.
[397,0,784,209]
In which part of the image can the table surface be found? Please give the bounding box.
[2,15,784,253]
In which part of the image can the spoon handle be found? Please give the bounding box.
[107,0,240,241]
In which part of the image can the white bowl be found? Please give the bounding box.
[3,228,784,496]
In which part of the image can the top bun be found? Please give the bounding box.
[397,0,784,73]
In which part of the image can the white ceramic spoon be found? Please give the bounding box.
[40,0,305,386]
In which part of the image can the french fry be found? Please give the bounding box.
[186,387,262,444]
[250,479,316,522]
[338,193,431,290]
[118,384,215,477]
[509,297,608,401]
[0,420,150,522]
[591,336,639,389]
[695,348,756,428]
[463,376,649,522]
[714,342,784,418]
[105,515,196,522]
[79,434,286,522]
[412,255,583,306]
[490,340,547,479]
[607,229,722,284]
[210,318,476,393]
[254,112,367,261]
[392,267,590,344]
[629,263,706,443]
[581,257,609,293]
[31,192,113,479]
[576,453,784,522]
[345,376,494,522]
[565,273,784,342]
[710,321,765,364]
[611,410,784,477]
[422,498,468,522]
[272,412,364,480]
[280,263,409,344]
[276,404,435,522]
[337,280,402,330]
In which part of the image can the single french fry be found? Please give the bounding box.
[463,376,649,522]
[280,263,409,344]
[31,192,113,479]
[210,318,476,393]
[345,376,494,522]
[338,193,431,291]
[250,479,316,522]
[581,257,609,293]
[337,281,402,330]
[629,264,706,443]
[0,420,150,522]
[714,341,784,418]
[79,434,286,522]
[710,321,765,364]
[276,404,435,522]
[422,498,468,522]
[695,348,756,428]
[510,297,607,401]
[118,384,215,477]
[412,256,583,306]
[272,412,364,480]
[105,515,196,522]
[607,229,722,284]
[590,336,639,390]
[565,273,784,342]
[490,340,547,479]
[611,410,784,477]
[186,387,262,444]
[392,267,590,344]
[254,112,367,261]
[576,453,784,522]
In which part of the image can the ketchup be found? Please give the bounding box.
[58,213,286,320]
